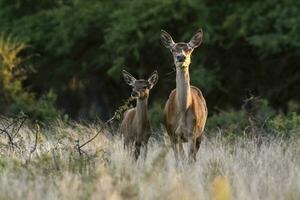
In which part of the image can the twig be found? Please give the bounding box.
[78,116,115,149]
[12,116,27,138]
[75,139,82,156]
[26,123,40,163]
[30,124,39,155]
[74,96,135,156]
[0,115,27,151]
[0,127,15,151]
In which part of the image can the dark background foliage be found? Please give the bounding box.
[0,0,299,128]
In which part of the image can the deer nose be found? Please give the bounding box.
[131,91,139,98]
[176,55,186,62]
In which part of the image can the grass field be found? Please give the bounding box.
[0,120,299,200]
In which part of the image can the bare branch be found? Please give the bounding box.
[74,96,135,157]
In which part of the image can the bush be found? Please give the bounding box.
[206,97,300,139]
[10,90,61,122]
[268,112,300,138]
[0,35,61,121]
[206,109,247,137]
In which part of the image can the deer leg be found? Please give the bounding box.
[195,136,202,152]
[140,142,148,161]
[188,137,197,162]
[172,141,179,161]
[188,136,202,162]
[178,143,186,160]
[134,141,141,160]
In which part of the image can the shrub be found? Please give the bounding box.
[0,35,61,121]
[268,112,300,138]
[206,97,300,139]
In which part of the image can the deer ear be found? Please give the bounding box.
[148,70,158,89]
[122,70,136,86]
[161,30,175,49]
[188,29,203,49]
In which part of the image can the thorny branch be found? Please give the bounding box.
[0,127,16,150]
[12,116,27,138]
[30,124,39,155]
[74,96,135,157]
[0,115,28,151]
[26,123,40,163]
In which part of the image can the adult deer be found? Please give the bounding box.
[120,70,158,159]
[161,29,207,161]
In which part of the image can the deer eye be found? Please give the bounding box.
[171,48,177,53]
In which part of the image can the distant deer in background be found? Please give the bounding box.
[120,70,158,159]
[161,29,207,161]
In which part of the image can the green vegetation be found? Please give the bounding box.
[0,36,60,121]
[0,1,299,198]
[206,97,300,139]
[0,0,299,123]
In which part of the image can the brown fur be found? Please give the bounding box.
[161,29,207,161]
[165,86,207,140]
[120,97,151,160]
[120,108,150,146]
[119,70,158,159]
[164,86,207,161]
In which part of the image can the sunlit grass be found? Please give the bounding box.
[211,176,232,200]
[0,120,299,200]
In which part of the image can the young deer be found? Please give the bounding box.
[161,29,207,161]
[120,70,158,159]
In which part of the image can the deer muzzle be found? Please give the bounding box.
[176,55,186,62]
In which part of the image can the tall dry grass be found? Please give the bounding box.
[0,120,299,200]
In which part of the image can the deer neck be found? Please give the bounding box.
[135,97,148,132]
[176,67,191,112]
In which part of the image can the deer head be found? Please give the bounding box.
[122,70,158,99]
[161,29,203,70]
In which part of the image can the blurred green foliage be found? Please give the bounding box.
[268,112,300,137]
[206,97,300,139]
[0,36,60,121]
[0,0,299,128]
